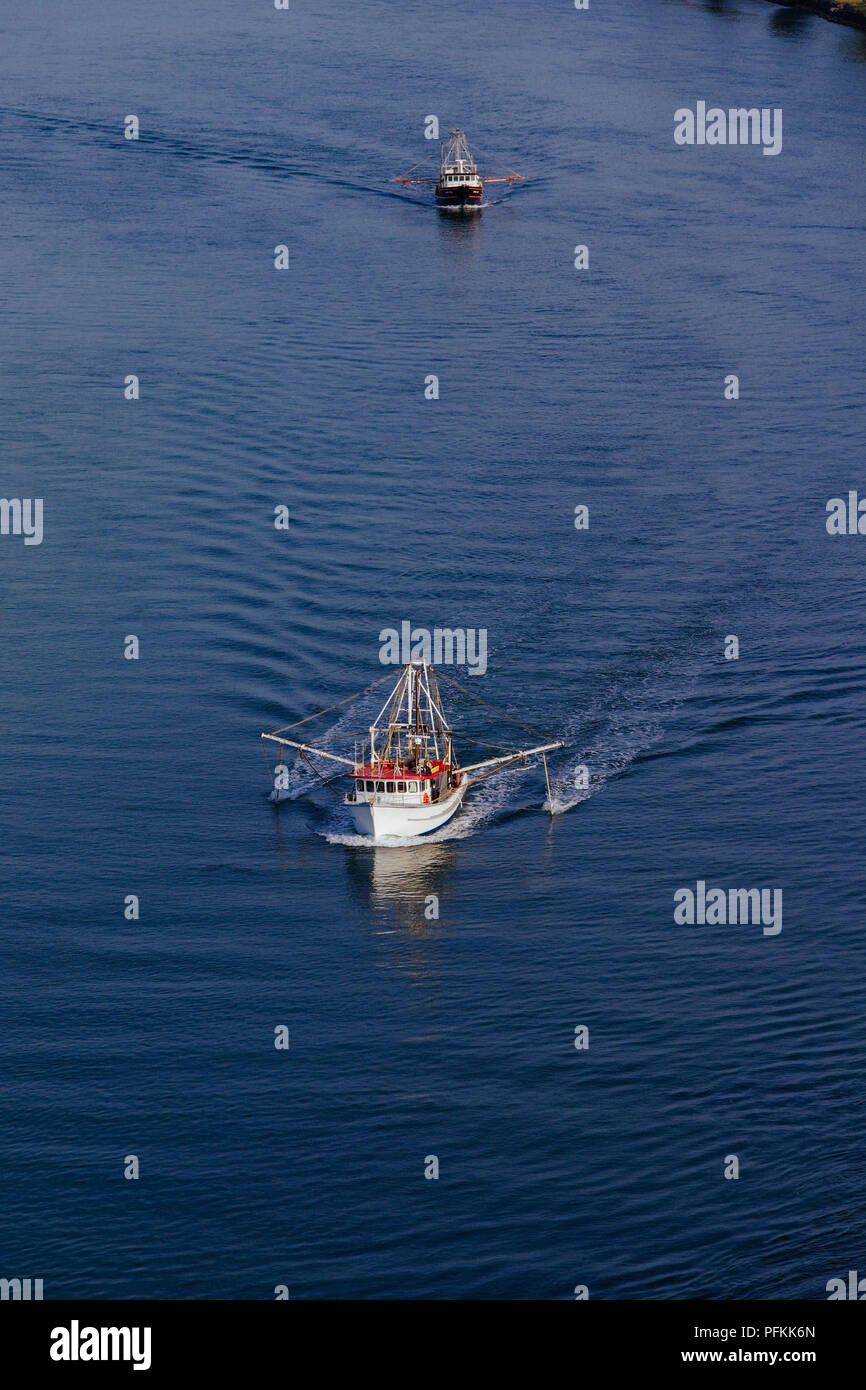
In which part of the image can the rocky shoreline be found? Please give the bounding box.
[766,0,866,31]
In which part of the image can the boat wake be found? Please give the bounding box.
[543,650,705,816]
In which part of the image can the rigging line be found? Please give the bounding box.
[300,732,370,744]
[392,148,436,179]
[267,671,395,736]
[300,750,348,800]
[468,752,526,784]
[434,669,553,741]
[458,736,524,751]
[472,145,522,179]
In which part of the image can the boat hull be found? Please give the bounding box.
[435,184,483,207]
[347,782,468,841]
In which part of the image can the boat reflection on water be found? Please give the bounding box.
[436,208,483,246]
[343,838,458,932]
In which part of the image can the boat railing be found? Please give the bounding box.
[348,787,445,808]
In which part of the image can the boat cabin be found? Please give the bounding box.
[440,155,481,185]
[346,759,458,806]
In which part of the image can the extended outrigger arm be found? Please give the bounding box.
[462,739,566,815]
[260,733,355,768]
[460,740,565,778]
[261,731,567,815]
[392,175,523,184]
[261,733,564,775]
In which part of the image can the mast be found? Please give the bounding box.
[441,129,475,174]
[422,662,445,761]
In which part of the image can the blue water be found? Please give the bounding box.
[2,0,865,1299]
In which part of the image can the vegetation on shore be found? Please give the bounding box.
[768,0,866,31]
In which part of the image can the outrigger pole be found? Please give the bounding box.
[467,141,523,183]
[391,149,437,185]
[460,741,565,778]
[542,751,553,811]
[433,666,564,811]
[260,669,397,770]
[260,734,355,768]
[262,733,565,781]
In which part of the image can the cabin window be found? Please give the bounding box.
[365,780,374,792]
[376,781,385,793]
[386,782,394,793]
[396,782,405,793]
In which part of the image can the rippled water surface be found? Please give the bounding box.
[1,0,865,1298]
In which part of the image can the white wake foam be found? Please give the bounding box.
[543,655,704,815]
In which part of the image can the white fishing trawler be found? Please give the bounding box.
[261,662,564,842]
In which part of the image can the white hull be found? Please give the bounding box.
[347,781,468,841]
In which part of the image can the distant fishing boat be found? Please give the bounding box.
[393,128,523,210]
[261,662,564,842]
